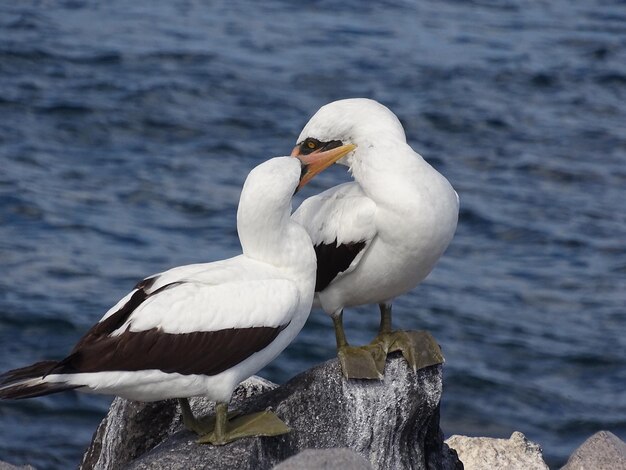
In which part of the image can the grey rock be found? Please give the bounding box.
[446,431,548,470]
[82,355,461,470]
[561,430,626,470]
[0,461,36,470]
[79,397,177,470]
[80,376,277,470]
[272,448,373,469]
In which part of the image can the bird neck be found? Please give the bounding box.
[350,142,431,202]
[237,197,316,277]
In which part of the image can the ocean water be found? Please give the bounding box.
[0,1,625,468]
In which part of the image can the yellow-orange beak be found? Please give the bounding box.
[292,143,357,190]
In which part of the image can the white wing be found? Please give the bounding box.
[102,256,299,335]
[120,278,299,335]
[292,182,377,290]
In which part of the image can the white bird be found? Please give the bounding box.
[0,145,355,445]
[291,98,459,379]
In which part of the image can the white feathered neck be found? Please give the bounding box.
[237,157,315,272]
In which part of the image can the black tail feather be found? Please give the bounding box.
[0,360,82,399]
[0,381,82,399]
[0,361,59,385]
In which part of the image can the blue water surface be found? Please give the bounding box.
[0,1,625,468]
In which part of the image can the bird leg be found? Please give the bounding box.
[379,302,393,335]
[187,400,290,446]
[333,310,385,380]
[179,398,215,436]
[179,398,240,436]
[369,303,445,373]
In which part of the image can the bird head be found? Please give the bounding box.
[291,98,407,168]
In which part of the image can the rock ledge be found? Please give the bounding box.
[80,355,461,470]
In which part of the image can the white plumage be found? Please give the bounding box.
[296,182,377,248]
[0,146,356,442]
[111,269,299,336]
[292,98,459,378]
[2,157,316,403]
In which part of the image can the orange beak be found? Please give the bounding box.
[292,143,356,190]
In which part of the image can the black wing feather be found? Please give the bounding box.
[314,240,367,292]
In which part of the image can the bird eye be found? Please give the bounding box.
[299,138,321,155]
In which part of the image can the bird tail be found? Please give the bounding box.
[0,360,81,399]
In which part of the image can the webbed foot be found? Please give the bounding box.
[180,399,290,445]
[370,329,444,373]
[337,344,385,380]
[196,409,291,445]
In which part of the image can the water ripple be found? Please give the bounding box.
[0,0,625,469]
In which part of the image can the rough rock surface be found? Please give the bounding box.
[272,448,373,469]
[0,461,36,470]
[80,376,276,470]
[81,355,462,470]
[446,431,548,470]
[561,430,626,470]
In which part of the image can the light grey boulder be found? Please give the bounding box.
[81,355,462,470]
[446,431,548,470]
[561,430,626,470]
[272,448,373,469]
[0,461,36,470]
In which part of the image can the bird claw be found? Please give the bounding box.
[371,330,445,372]
[196,410,291,445]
